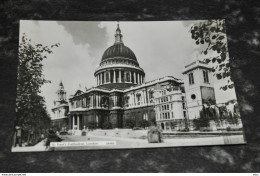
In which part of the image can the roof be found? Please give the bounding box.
[101,43,138,63]
[69,76,183,100]
[182,60,213,74]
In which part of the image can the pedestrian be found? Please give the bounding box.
[45,127,56,150]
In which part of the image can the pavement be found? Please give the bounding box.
[11,134,246,152]
[11,139,47,152]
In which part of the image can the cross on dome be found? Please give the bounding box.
[114,22,123,44]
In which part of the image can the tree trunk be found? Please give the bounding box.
[13,131,17,147]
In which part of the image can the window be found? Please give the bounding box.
[203,70,209,83]
[183,111,186,118]
[136,94,141,105]
[189,73,194,84]
[106,72,110,83]
[126,72,130,82]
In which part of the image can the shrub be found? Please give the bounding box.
[147,126,163,143]
[87,121,97,131]
[102,121,113,129]
[124,118,135,129]
[226,126,231,131]
[138,119,150,129]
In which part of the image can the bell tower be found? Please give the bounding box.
[55,81,67,106]
[182,60,216,120]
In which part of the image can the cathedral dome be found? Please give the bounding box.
[101,43,137,63]
[94,23,145,89]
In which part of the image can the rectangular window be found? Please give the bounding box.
[203,70,209,83]
[172,112,174,118]
[189,73,194,84]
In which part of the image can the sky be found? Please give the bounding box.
[19,20,238,114]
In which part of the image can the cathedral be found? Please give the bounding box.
[51,24,218,133]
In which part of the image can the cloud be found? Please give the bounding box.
[57,21,108,57]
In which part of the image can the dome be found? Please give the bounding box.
[101,43,137,62]
[94,23,145,90]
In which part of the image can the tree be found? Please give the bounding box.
[102,121,113,129]
[15,34,59,145]
[190,20,233,91]
[87,121,97,131]
[170,121,178,130]
[193,107,210,130]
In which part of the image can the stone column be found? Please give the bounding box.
[95,94,98,107]
[137,73,140,85]
[104,72,107,84]
[91,95,93,108]
[113,70,116,83]
[119,70,121,83]
[109,71,111,83]
[144,90,147,104]
[77,115,80,130]
[129,71,132,83]
[129,94,132,106]
[72,115,75,130]
[124,71,127,83]
[134,72,136,84]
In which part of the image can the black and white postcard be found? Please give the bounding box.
[12,20,246,152]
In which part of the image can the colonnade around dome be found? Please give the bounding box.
[95,69,145,86]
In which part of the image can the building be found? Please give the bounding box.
[55,23,224,133]
[67,24,186,133]
[182,60,216,122]
[51,81,69,131]
[153,82,187,131]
